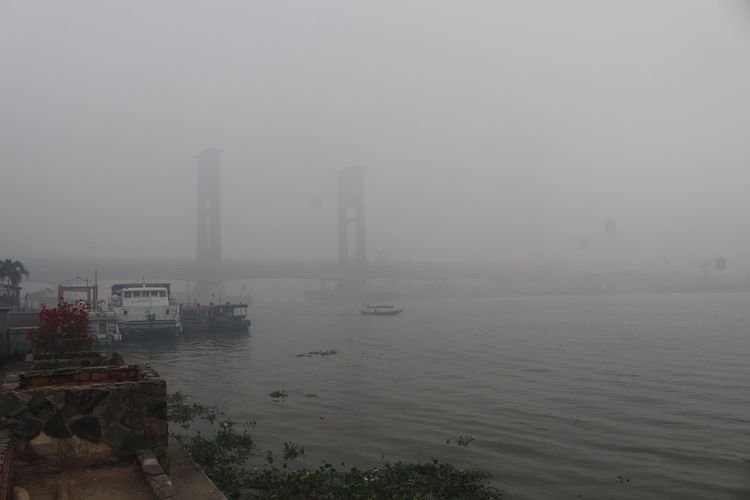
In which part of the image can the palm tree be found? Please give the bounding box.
[0,259,30,287]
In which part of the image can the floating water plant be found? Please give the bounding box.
[282,442,305,464]
[297,348,338,357]
[297,349,338,357]
[269,389,288,400]
[446,434,474,447]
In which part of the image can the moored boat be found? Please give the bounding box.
[182,302,251,334]
[110,283,181,338]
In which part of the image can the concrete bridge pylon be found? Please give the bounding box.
[336,166,367,299]
[194,149,223,302]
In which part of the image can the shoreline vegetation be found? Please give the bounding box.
[167,392,503,499]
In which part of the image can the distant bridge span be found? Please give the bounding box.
[23,161,511,290]
[23,257,507,287]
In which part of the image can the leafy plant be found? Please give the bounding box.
[245,459,502,499]
[167,391,219,429]
[167,393,502,500]
[181,419,255,497]
[27,300,92,354]
[282,442,305,466]
[0,259,29,287]
[167,392,254,498]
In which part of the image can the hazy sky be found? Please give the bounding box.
[2,1,750,273]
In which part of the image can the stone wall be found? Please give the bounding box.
[0,430,11,500]
[19,365,141,389]
[0,366,167,469]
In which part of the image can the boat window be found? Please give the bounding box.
[165,309,170,314]
[159,290,167,297]
[147,291,156,297]
[124,291,132,298]
[133,291,141,298]
[123,310,128,316]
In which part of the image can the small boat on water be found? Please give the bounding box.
[359,304,404,316]
[181,302,251,334]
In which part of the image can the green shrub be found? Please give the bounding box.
[167,392,502,499]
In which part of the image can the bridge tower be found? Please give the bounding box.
[337,166,366,265]
[196,149,222,267]
[337,167,366,298]
[195,149,222,301]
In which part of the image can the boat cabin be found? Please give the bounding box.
[181,302,250,333]
[121,288,169,306]
[111,283,173,307]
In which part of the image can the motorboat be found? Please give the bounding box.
[359,304,404,316]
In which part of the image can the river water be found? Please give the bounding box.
[119,292,750,499]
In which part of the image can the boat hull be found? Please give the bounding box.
[119,320,181,338]
[183,319,249,335]
[360,309,404,316]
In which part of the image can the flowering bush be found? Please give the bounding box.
[28,300,92,354]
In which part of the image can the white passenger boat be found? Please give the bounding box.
[110,283,181,338]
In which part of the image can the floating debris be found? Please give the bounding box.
[297,348,338,357]
[446,435,474,447]
[269,389,288,400]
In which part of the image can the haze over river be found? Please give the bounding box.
[120,292,749,499]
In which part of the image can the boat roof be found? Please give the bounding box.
[111,283,172,294]
[182,302,249,311]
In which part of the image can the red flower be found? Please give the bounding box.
[29,300,92,354]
